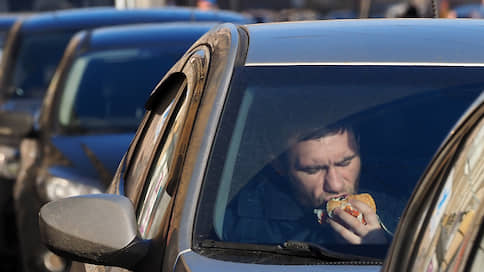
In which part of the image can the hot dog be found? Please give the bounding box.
[313,193,376,224]
[326,193,376,224]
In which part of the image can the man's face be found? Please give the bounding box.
[286,130,361,208]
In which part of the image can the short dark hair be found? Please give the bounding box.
[287,122,359,149]
[276,123,359,169]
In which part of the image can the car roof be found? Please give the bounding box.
[83,22,217,50]
[19,7,250,33]
[244,19,484,66]
[0,13,25,29]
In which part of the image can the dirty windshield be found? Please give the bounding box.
[195,65,484,261]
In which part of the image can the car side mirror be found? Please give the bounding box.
[39,194,150,269]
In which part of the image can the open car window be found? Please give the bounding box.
[195,65,484,262]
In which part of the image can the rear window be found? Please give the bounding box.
[195,65,484,262]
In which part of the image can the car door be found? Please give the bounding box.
[382,93,484,272]
[85,46,210,272]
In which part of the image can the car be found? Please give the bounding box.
[0,6,251,181]
[0,12,31,272]
[38,19,484,271]
[0,14,24,61]
[452,3,484,18]
[382,92,484,271]
[14,22,217,272]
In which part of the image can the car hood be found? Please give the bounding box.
[50,133,133,188]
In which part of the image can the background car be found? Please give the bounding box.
[0,6,251,181]
[38,19,484,271]
[0,6,250,271]
[0,13,25,61]
[0,13,29,271]
[383,92,484,271]
[452,3,484,18]
[14,22,216,272]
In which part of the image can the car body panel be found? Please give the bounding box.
[0,15,19,29]
[176,250,381,272]
[244,19,484,66]
[18,7,249,33]
[86,23,219,51]
[49,133,134,183]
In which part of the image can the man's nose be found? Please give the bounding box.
[323,166,344,192]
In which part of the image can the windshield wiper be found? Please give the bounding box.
[198,239,380,262]
[281,240,381,262]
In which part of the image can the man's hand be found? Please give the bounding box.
[327,199,388,244]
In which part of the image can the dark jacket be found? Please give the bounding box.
[223,165,338,245]
[223,165,397,249]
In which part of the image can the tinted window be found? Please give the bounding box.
[58,46,183,133]
[12,31,76,98]
[196,65,483,261]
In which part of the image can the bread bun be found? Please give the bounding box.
[326,193,376,224]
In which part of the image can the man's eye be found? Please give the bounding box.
[336,156,355,167]
[302,167,319,174]
[336,160,351,167]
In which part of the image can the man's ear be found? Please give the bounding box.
[270,152,288,176]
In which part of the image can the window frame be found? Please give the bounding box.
[132,47,210,238]
[123,74,187,206]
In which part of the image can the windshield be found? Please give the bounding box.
[195,65,484,262]
[58,47,182,133]
[12,31,76,98]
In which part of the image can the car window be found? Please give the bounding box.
[195,65,484,261]
[137,84,189,239]
[410,113,484,271]
[12,31,76,98]
[57,46,185,133]
[123,87,181,204]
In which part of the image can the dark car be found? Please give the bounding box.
[0,14,24,61]
[453,3,484,18]
[14,22,216,272]
[0,12,29,272]
[38,19,484,271]
[382,92,484,271]
[0,6,251,180]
